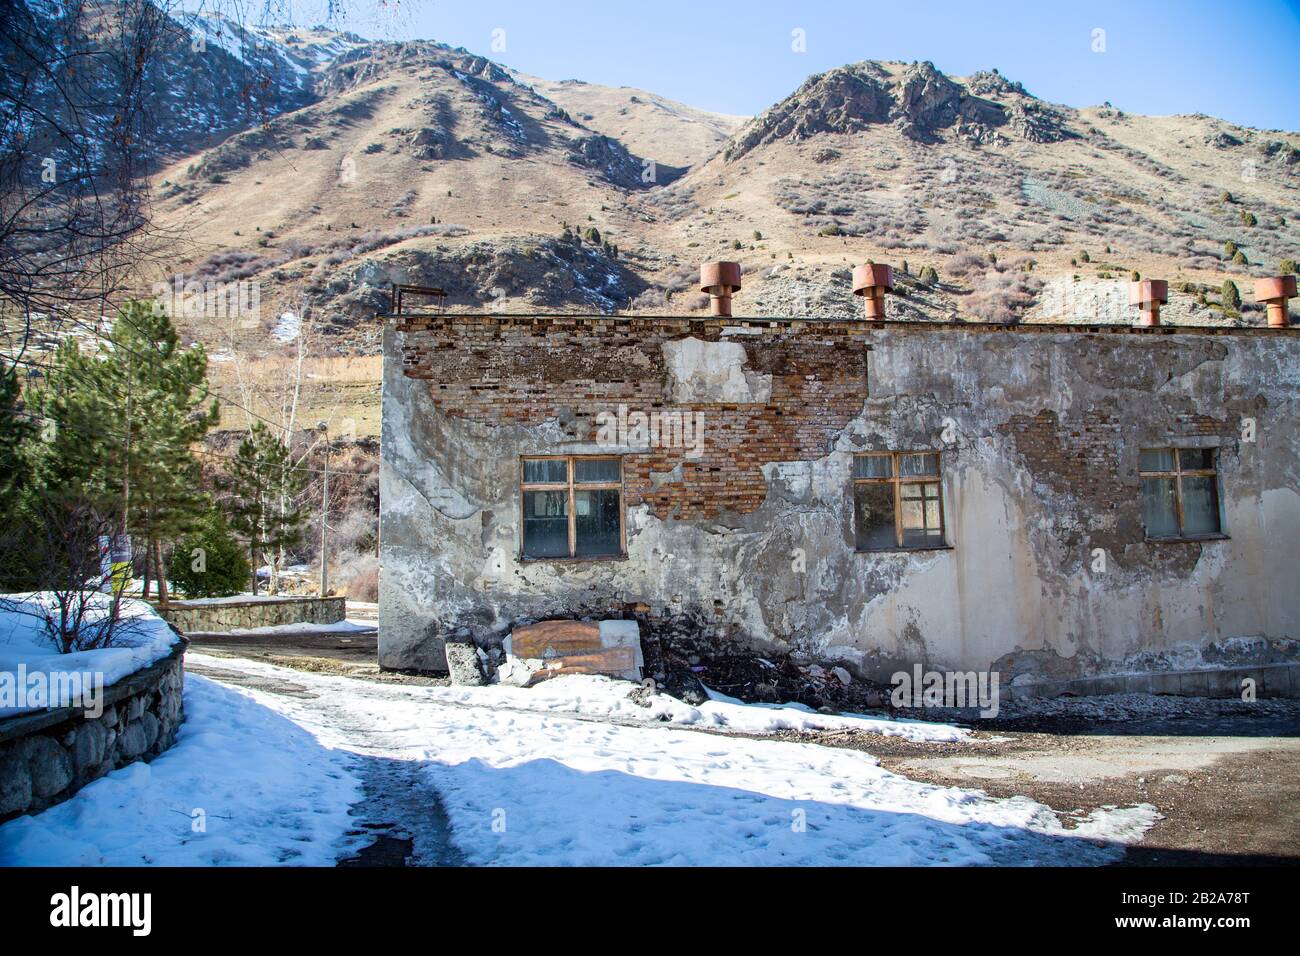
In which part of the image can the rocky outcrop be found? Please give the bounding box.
[1004,100,1073,144]
[893,61,1006,142]
[726,60,1070,159]
[313,236,649,334]
[566,134,648,189]
[725,65,893,160]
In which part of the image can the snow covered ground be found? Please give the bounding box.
[0,594,180,717]
[0,671,362,866]
[419,673,972,742]
[3,652,1157,866]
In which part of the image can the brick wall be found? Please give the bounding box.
[397,315,871,520]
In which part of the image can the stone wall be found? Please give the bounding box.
[380,314,1300,694]
[0,641,186,823]
[158,595,345,633]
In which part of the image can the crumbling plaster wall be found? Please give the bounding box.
[380,316,1299,685]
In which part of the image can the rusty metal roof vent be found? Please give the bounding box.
[1254,276,1296,328]
[700,261,742,317]
[852,263,894,320]
[1128,279,1168,327]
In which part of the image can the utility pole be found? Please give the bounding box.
[318,422,329,597]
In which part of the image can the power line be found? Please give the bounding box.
[3,351,376,478]
[16,308,360,446]
[9,407,375,478]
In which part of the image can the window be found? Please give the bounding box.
[853,452,945,551]
[1139,447,1222,540]
[521,456,624,559]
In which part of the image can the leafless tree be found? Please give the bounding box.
[0,0,396,367]
[0,494,144,653]
[0,1,174,365]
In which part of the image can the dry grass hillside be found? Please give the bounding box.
[516,72,746,169]
[125,19,1299,442]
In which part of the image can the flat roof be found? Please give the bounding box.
[382,312,1299,337]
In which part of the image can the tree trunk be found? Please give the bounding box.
[141,541,152,600]
[153,538,169,604]
[249,542,259,596]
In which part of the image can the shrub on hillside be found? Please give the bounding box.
[1221,280,1242,311]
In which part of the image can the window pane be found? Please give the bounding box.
[901,482,943,547]
[1139,449,1174,473]
[853,454,892,479]
[1181,476,1221,535]
[899,453,939,477]
[1178,448,1215,472]
[523,459,567,484]
[522,490,569,557]
[574,489,621,556]
[854,483,896,550]
[1141,477,1179,538]
[574,458,621,483]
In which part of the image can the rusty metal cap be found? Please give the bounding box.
[1128,280,1169,307]
[852,263,894,296]
[700,261,742,293]
[1254,275,1298,301]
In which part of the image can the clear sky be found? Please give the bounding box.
[292,0,1300,130]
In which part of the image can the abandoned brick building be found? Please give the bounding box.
[378,266,1300,697]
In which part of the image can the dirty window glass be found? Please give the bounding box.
[574,489,621,556]
[1139,447,1222,540]
[854,484,896,551]
[853,451,944,550]
[574,458,621,483]
[1180,476,1220,535]
[853,454,892,479]
[899,453,940,478]
[1139,449,1175,472]
[522,457,624,559]
[523,459,567,484]
[901,482,943,546]
[522,491,569,557]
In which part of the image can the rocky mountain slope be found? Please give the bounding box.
[113,11,1297,393]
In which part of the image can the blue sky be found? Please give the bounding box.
[294,0,1299,130]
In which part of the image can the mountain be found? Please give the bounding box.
[33,7,1287,433]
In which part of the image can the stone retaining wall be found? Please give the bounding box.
[0,640,186,823]
[158,595,345,633]
[1003,662,1300,701]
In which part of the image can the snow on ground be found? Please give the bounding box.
[177,654,1157,866]
[2,647,1159,867]
[0,594,179,717]
[424,673,971,743]
[0,673,363,866]
[271,311,301,343]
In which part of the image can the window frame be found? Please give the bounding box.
[519,455,626,560]
[852,450,948,552]
[1138,446,1225,542]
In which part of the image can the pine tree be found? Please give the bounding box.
[226,422,307,595]
[30,300,218,600]
[0,366,34,515]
